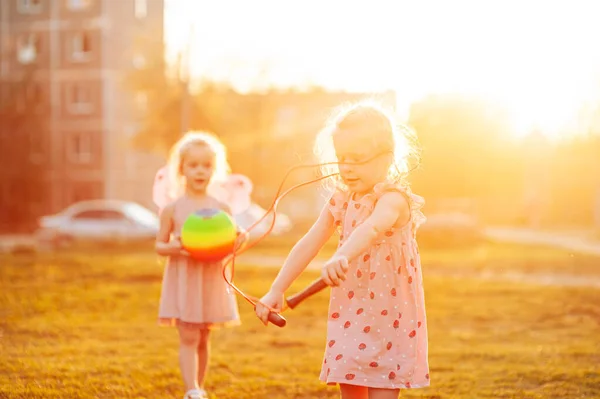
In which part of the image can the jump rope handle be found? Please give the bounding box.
[260,278,329,327]
[285,278,329,309]
[267,311,287,327]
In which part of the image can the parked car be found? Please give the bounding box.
[36,200,160,249]
[35,199,290,250]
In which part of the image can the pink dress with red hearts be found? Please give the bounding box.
[319,181,430,389]
[158,197,240,329]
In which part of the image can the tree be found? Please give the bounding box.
[0,65,49,232]
[125,39,284,157]
[125,38,215,156]
[408,94,522,199]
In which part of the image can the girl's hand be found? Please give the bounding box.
[255,289,285,326]
[321,255,349,287]
[170,236,190,256]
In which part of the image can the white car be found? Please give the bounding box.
[35,199,291,250]
[36,200,160,249]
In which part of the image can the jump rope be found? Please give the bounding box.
[221,151,411,327]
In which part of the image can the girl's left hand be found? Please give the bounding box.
[321,255,349,286]
[255,289,285,326]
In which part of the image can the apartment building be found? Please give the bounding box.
[0,0,164,231]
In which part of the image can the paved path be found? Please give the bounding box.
[3,227,600,254]
[234,227,600,289]
[2,228,600,289]
[483,227,600,256]
[235,251,600,290]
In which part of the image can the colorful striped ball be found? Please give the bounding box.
[181,208,237,262]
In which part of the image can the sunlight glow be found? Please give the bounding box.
[165,0,600,139]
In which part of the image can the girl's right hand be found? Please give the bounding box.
[255,289,285,326]
[170,236,190,256]
[321,254,349,286]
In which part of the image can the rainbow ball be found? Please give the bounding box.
[181,208,237,262]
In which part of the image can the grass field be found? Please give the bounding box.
[1,242,599,398]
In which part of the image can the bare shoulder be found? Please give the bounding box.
[375,191,410,225]
[160,200,177,217]
[314,200,335,230]
[378,191,409,210]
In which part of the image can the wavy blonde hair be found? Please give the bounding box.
[166,131,231,199]
[313,100,420,192]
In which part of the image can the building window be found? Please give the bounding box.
[66,0,92,11]
[16,83,42,113]
[17,0,42,14]
[28,129,45,164]
[16,34,40,65]
[66,83,93,114]
[70,32,92,62]
[27,83,42,102]
[28,83,43,113]
[134,0,147,18]
[68,132,92,163]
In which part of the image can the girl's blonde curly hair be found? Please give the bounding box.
[313,100,421,192]
[165,131,231,199]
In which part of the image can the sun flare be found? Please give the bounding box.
[165,0,600,140]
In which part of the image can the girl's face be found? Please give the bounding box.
[333,129,392,196]
[180,143,216,194]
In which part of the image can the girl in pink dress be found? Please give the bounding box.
[154,131,243,399]
[256,102,430,398]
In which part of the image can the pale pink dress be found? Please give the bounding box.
[319,182,430,389]
[158,199,240,329]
